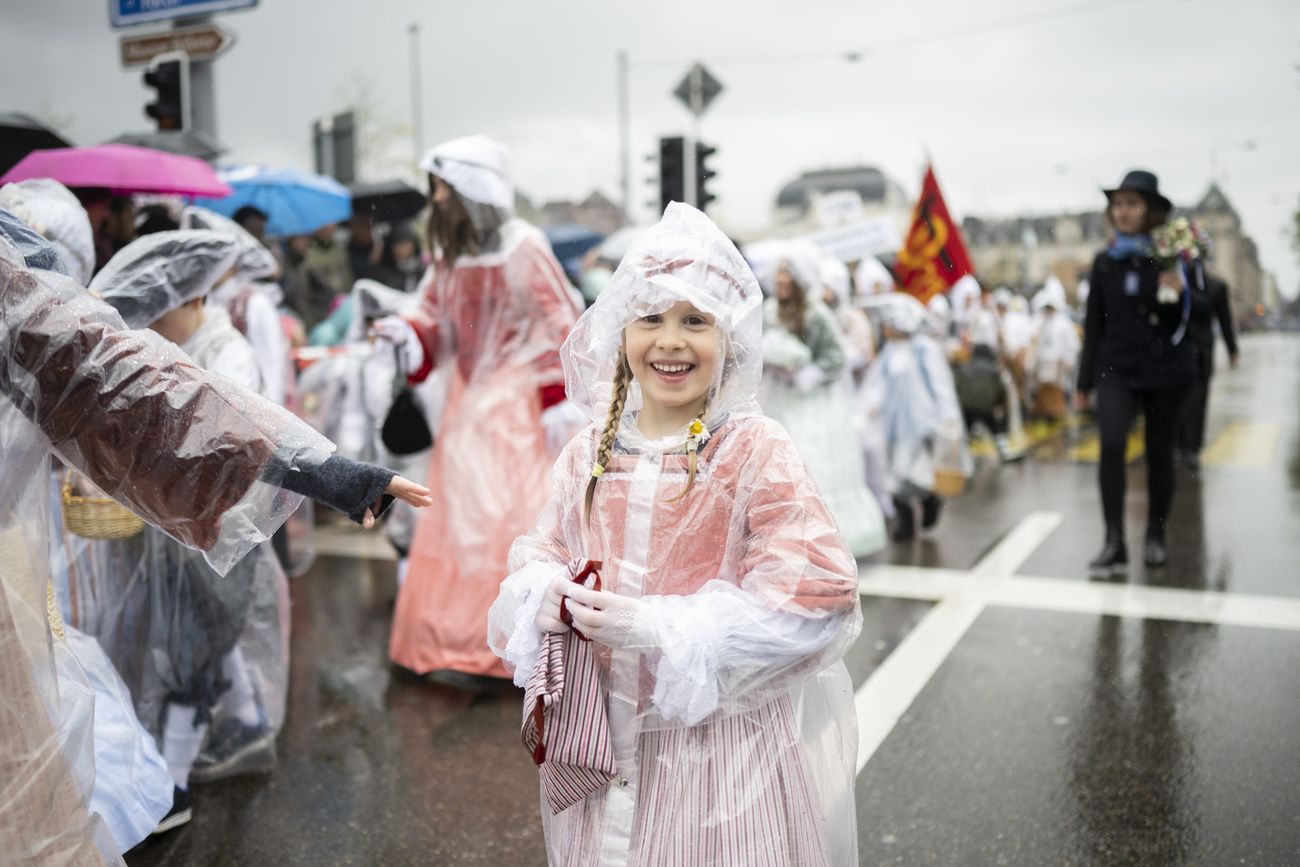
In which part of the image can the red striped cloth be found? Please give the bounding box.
[523,628,617,813]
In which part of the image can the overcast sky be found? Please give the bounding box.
[4,0,1299,297]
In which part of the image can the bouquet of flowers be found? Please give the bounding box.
[1151,217,1212,303]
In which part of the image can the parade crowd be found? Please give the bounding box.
[0,138,1237,865]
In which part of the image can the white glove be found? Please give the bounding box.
[371,315,412,345]
[535,572,571,634]
[793,363,827,393]
[563,584,657,650]
[540,399,586,456]
[370,316,425,373]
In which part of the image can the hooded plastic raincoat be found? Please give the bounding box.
[0,219,332,864]
[390,136,582,677]
[861,293,969,497]
[0,179,96,288]
[181,206,290,406]
[488,204,863,866]
[79,232,298,783]
[760,241,885,558]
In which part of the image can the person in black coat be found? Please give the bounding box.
[1176,270,1238,465]
[1075,170,1210,574]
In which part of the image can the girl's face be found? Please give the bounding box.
[624,300,717,421]
[775,266,795,301]
[1109,190,1149,235]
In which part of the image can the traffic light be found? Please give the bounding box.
[658,136,685,214]
[694,141,717,211]
[143,57,186,131]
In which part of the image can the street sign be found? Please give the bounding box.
[110,0,256,29]
[672,63,723,117]
[120,23,235,67]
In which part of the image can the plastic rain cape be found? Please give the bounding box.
[388,212,581,677]
[0,179,96,288]
[0,226,332,864]
[488,204,863,866]
[53,296,292,784]
[860,294,969,496]
[759,242,885,558]
[89,229,241,330]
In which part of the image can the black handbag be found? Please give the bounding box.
[380,347,433,455]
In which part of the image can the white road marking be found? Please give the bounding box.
[853,509,1300,775]
[853,511,1062,774]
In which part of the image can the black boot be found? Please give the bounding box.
[1088,530,1128,576]
[1144,529,1168,567]
[892,496,915,541]
[921,494,943,529]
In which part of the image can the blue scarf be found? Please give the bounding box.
[1106,232,1151,260]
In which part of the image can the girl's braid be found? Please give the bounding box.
[584,353,632,526]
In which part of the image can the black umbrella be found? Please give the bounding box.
[0,112,72,177]
[108,130,226,163]
[349,179,426,224]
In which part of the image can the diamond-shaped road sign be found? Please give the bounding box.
[672,63,724,118]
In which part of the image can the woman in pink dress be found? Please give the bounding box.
[382,136,582,679]
[489,204,862,865]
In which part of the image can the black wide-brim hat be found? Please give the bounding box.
[1103,169,1173,213]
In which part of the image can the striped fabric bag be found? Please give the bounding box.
[523,626,617,814]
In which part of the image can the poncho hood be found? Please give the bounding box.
[561,202,763,433]
[90,229,241,328]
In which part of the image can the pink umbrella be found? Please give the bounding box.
[0,143,232,198]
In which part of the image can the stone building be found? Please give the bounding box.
[533,190,627,236]
[1189,184,1267,329]
[961,183,1270,327]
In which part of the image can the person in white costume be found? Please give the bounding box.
[1027,291,1080,420]
[89,231,428,832]
[760,241,885,557]
[180,206,289,405]
[488,204,863,866]
[0,211,429,864]
[861,293,969,541]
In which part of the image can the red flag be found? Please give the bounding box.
[894,165,974,304]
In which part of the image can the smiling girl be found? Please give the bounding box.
[488,204,862,866]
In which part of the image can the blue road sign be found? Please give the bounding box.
[110,0,257,29]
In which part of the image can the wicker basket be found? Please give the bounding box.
[931,434,967,499]
[932,467,966,498]
[61,471,145,539]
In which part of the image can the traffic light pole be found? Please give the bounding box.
[176,15,216,140]
[683,65,704,208]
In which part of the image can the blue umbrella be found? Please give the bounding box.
[196,165,352,237]
[542,223,604,281]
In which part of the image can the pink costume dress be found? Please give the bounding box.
[488,204,862,866]
[390,218,580,676]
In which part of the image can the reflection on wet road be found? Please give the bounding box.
[127,333,1300,866]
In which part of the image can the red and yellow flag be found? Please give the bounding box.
[894,165,974,304]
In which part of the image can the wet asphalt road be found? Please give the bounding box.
[126,332,1300,866]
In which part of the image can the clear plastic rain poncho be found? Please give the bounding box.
[80,232,304,782]
[760,240,885,557]
[860,292,969,497]
[88,229,239,329]
[0,178,96,287]
[298,278,418,462]
[389,136,582,678]
[181,207,290,406]
[0,220,332,863]
[488,204,863,866]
